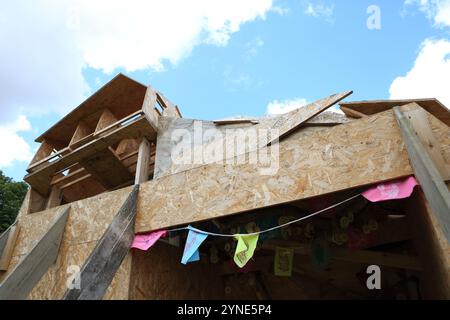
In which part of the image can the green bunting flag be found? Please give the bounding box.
[233,234,259,268]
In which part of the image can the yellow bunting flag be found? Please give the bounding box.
[274,247,294,277]
[233,234,259,268]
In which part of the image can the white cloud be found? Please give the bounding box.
[389,38,450,108]
[245,37,265,60]
[0,115,33,167]
[267,98,308,115]
[304,2,335,22]
[404,0,450,27]
[0,0,276,121]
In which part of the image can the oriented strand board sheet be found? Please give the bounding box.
[340,99,450,127]
[3,186,133,299]
[154,109,350,178]
[129,242,223,299]
[136,109,415,233]
[267,91,353,144]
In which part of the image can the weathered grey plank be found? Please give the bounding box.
[0,207,70,300]
[394,105,450,242]
[63,185,139,300]
[0,225,12,259]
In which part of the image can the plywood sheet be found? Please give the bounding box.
[268,91,352,144]
[136,109,415,233]
[340,99,450,127]
[129,242,223,299]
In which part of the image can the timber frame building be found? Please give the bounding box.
[0,73,449,299]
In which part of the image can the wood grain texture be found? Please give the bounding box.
[136,109,414,233]
[129,242,223,299]
[63,185,138,300]
[267,91,353,145]
[394,105,450,242]
[340,98,450,127]
[0,224,19,271]
[0,207,69,300]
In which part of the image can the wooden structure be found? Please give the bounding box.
[1,73,449,300]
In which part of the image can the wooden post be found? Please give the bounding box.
[63,186,138,300]
[0,207,69,299]
[46,185,62,209]
[394,106,450,242]
[141,86,159,131]
[135,138,151,185]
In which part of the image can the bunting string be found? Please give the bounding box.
[167,193,362,237]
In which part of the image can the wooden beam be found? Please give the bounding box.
[0,207,69,299]
[0,224,19,271]
[341,98,450,127]
[69,121,92,147]
[340,106,368,119]
[141,86,159,131]
[28,140,56,168]
[25,114,155,197]
[394,105,450,242]
[80,148,133,190]
[401,105,450,181]
[267,90,353,145]
[63,186,138,300]
[135,138,151,185]
[95,108,118,134]
[46,185,62,209]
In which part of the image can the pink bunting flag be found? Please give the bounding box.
[362,176,419,202]
[131,230,168,251]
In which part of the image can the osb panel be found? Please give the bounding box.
[12,206,64,256]
[429,113,450,166]
[129,242,223,300]
[103,252,132,300]
[12,186,132,259]
[29,241,96,299]
[136,110,414,233]
[6,186,133,299]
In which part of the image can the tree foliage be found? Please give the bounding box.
[0,170,28,233]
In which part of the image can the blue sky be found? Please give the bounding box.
[1,0,450,181]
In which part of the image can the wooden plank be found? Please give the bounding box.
[0,224,19,271]
[407,189,450,299]
[341,98,450,127]
[136,109,416,233]
[28,140,56,168]
[267,91,353,145]
[340,106,368,119]
[213,119,259,125]
[36,74,147,144]
[46,185,62,209]
[141,85,159,131]
[135,138,151,185]
[401,105,450,181]
[95,108,118,134]
[394,105,450,242]
[69,121,92,147]
[80,148,133,190]
[63,186,138,300]
[0,207,69,300]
